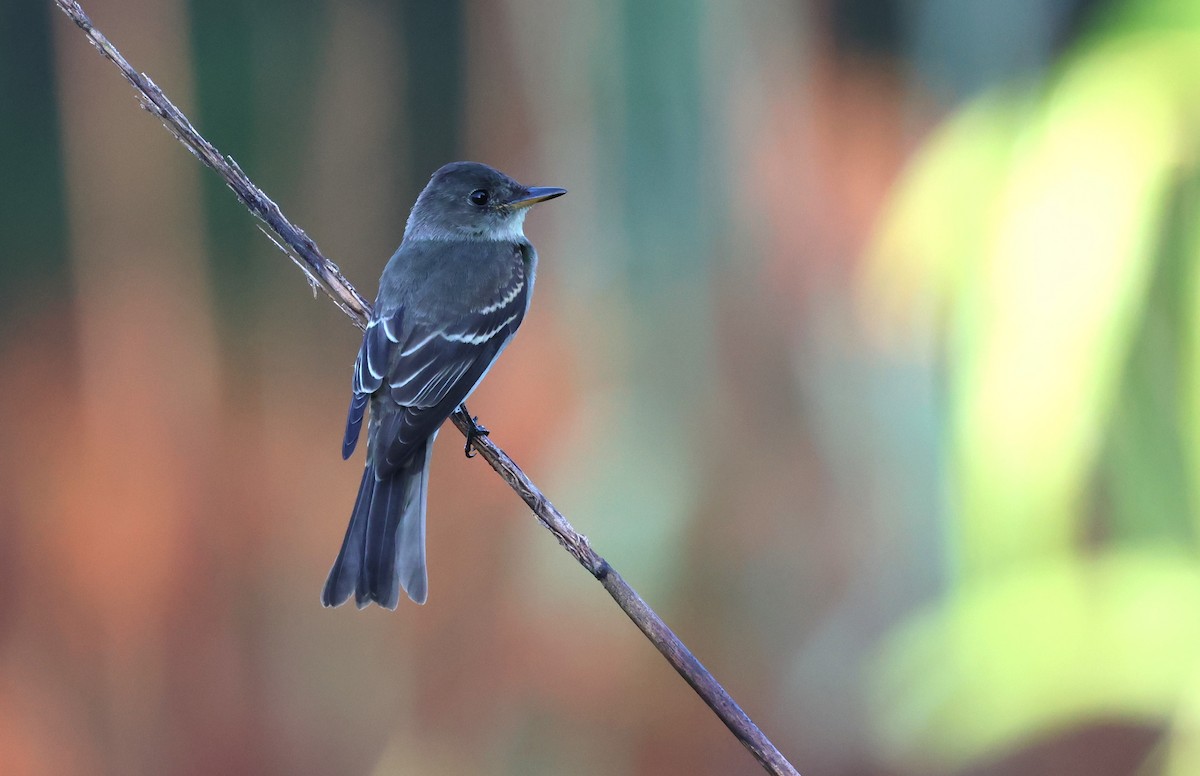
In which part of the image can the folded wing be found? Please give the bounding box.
[341,274,527,473]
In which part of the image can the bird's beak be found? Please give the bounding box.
[506,186,567,210]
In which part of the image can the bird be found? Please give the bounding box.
[322,161,565,609]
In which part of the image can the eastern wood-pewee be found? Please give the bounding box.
[322,161,565,609]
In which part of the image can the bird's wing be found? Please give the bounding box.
[341,308,405,459]
[341,270,528,473]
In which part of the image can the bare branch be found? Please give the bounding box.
[52,2,801,774]
[53,0,372,328]
[448,414,801,775]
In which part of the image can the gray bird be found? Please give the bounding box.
[322,161,565,609]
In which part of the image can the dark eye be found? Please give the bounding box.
[468,189,490,206]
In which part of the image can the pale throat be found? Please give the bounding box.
[404,209,528,243]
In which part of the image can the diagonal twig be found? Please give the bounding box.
[52,2,801,774]
[54,0,372,328]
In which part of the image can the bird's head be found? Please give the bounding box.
[404,161,566,242]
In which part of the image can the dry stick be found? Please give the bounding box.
[53,3,800,774]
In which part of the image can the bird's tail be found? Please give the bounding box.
[322,438,433,609]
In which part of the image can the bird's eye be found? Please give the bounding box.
[468,189,490,206]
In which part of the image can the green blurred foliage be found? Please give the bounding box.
[0,0,67,319]
[865,0,1200,770]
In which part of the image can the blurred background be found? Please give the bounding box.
[3,0,1199,773]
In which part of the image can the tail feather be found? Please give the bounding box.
[322,437,433,609]
[321,467,373,607]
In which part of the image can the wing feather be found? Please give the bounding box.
[345,310,404,455]
[341,267,529,475]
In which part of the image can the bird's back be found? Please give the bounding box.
[377,238,533,326]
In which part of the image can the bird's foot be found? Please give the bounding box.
[460,404,490,458]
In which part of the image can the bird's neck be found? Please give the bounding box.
[403,212,528,243]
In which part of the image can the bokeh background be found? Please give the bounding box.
[3,0,1200,773]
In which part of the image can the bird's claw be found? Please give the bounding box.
[461,406,490,458]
